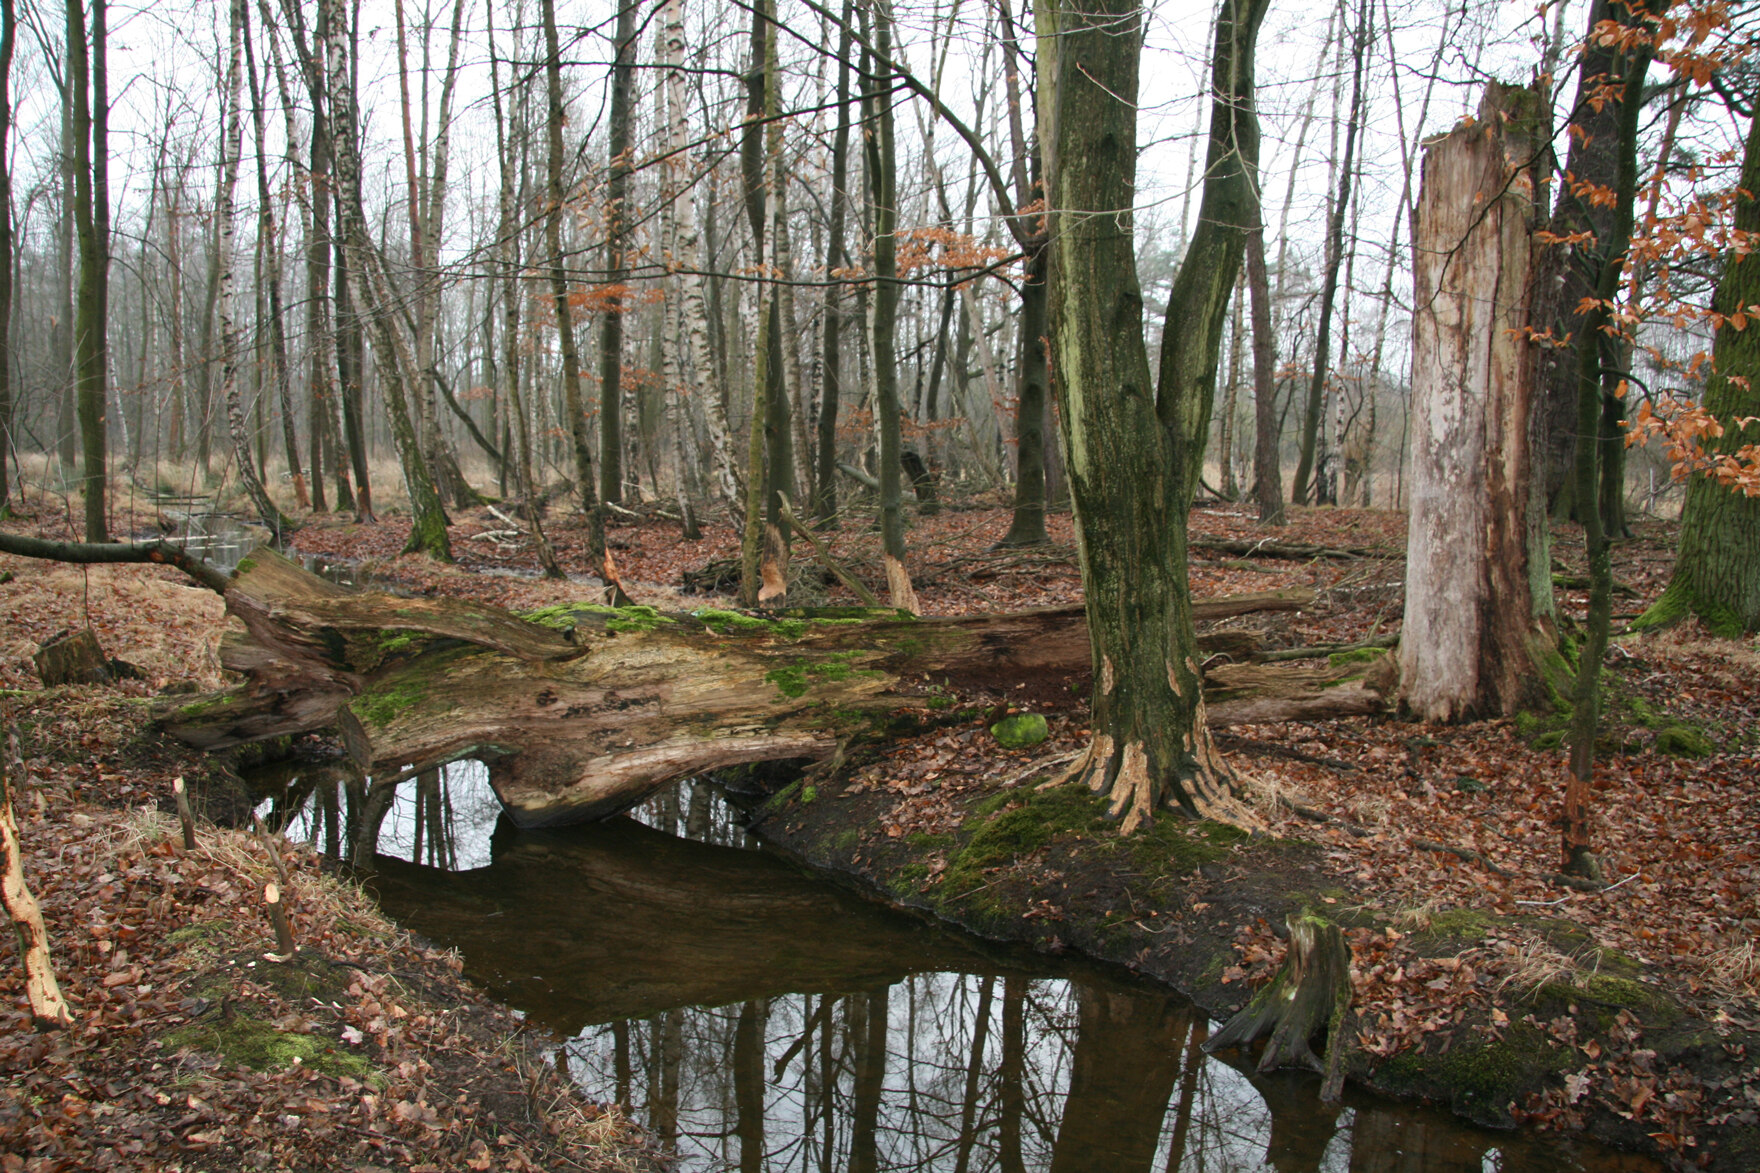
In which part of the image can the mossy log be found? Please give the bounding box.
[158,552,1388,827]
[1204,913,1353,1100]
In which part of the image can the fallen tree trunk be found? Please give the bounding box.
[157,551,1390,827]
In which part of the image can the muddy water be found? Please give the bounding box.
[250,764,1658,1173]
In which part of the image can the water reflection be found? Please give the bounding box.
[349,783,1655,1173]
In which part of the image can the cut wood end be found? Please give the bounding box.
[172,777,185,795]
[264,882,281,904]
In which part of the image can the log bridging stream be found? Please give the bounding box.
[159,550,1392,827]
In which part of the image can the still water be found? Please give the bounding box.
[251,763,1657,1173]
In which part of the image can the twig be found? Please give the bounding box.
[777,493,882,607]
[253,814,293,889]
[264,882,297,959]
[1411,838,1518,878]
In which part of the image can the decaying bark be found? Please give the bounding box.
[1401,83,1559,722]
[155,552,1391,828]
[1204,913,1352,1100]
[1,718,74,1029]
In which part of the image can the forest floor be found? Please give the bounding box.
[2,490,1758,1169]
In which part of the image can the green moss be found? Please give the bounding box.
[1127,816,1246,879]
[765,651,875,700]
[350,679,425,729]
[378,632,416,653]
[800,785,818,805]
[906,831,952,850]
[827,828,862,855]
[165,1015,379,1085]
[925,696,955,710]
[1422,908,1495,942]
[765,780,804,811]
[940,787,1110,901]
[971,791,1017,817]
[1376,1023,1568,1122]
[1534,972,1680,1028]
[523,602,677,633]
[1533,730,1566,750]
[1328,647,1389,668]
[989,712,1049,749]
[234,556,259,576]
[1655,725,1716,757]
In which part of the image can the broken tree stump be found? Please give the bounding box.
[1204,913,1353,1099]
[33,628,113,687]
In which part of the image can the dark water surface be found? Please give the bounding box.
[252,764,1659,1173]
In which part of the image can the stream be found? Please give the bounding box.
[249,761,1659,1173]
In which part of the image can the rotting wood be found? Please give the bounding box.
[0,716,73,1030]
[156,551,1386,828]
[32,627,113,686]
[1204,912,1352,1100]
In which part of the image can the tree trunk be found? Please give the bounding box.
[219,0,289,542]
[487,0,562,580]
[0,0,13,518]
[1636,111,1760,637]
[813,2,856,527]
[150,550,1374,828]
[1247,222,1283,524]
[69,0,109,541]
[1290,0,1367,508]
[1401,84,1560,723]
[323,0,448,558]
[866,0,905,594]
[540,0,604,562]
[1037,0,1270,832]
[1563,27,1653,881]
[598,0,638,506]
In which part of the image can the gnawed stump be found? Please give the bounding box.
[33,628,114,686]
[1204,913,1353,1101]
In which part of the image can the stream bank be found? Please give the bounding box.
[737,738,1758,1172]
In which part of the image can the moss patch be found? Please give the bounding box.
[765,651,874,700]
[1375,1023,1571,1125]
[939,787,1110,901]
[350,679,425,729]
[1655,724,1716,757]
[989,712,1049,749]
[523,602,677,634]
[165,1014,379,1084]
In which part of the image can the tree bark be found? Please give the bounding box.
[68,0,109,541]
[812,1,857,527]
[1401,83,1560,723]
[598,0,638,506]
[1037,0,1270,831]
[0,0,11,518]
[1247,221,1284,524]
[1636,109,1760,637]
[1290,0,1367,507]
[153,551,1375,829]
[540,0,604,563]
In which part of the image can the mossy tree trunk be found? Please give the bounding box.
[1636,108,1760,638]
[156,552,1381,829]
[1035,0,1269,832]
[1205,913,1352,1099]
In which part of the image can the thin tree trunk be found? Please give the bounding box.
[1291,0,1368,506]
[1247,221,1284,523]
[0,0,13,517]
[487,0,562,580]
[539,0,605,565]
[69,0,109,540]
[599,0,638,506]
[243,5,306,512]
[813,0,856,526]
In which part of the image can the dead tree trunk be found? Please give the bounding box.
[1204,912,1351,1099]
[154,551,1388,828]
[1401,83,1562,722]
